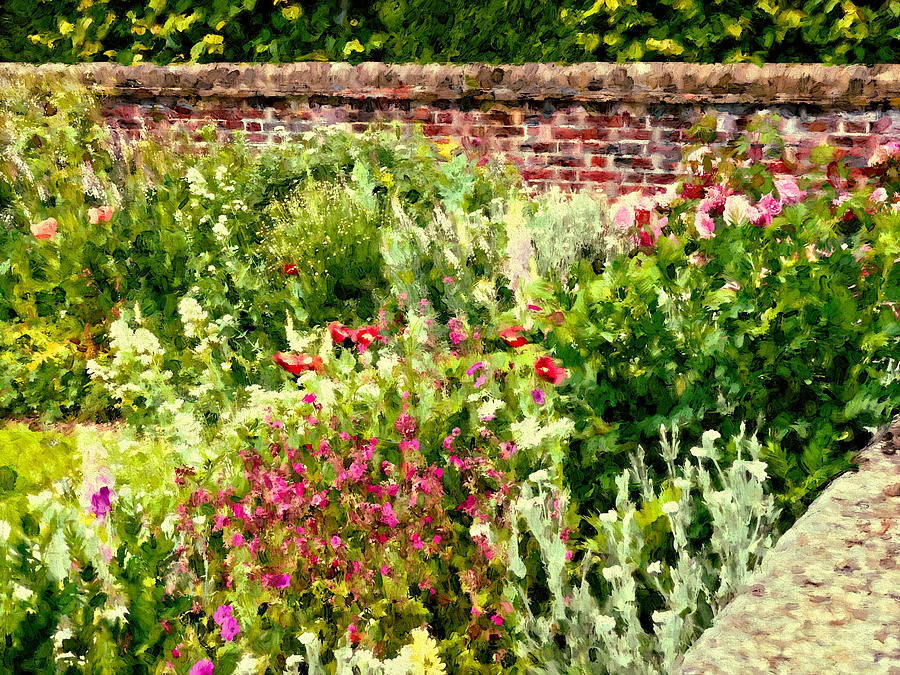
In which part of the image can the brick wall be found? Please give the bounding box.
[6,62,900,198]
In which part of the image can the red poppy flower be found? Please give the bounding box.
[353,325,381,352]
[499,326,528,348]
[534,355,567,386]
[681,183,704,200]
[273,351,323,375]
[328,322,353,344]
[283,263,299,276]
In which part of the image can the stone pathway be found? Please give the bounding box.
[676,417,900,675]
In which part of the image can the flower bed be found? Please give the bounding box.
[0,77,898,673]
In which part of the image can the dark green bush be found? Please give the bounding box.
[2,0,898,65]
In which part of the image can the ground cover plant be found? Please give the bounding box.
[1,74,898,673]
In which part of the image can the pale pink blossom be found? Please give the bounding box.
[694,212,715,239]
[30,217,57,240]
[773,176,804,205]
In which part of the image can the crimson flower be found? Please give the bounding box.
[328,322,353,344]
[681,183,705,200]
[273,351,323,375]
[499,326,528,348]
[353,325,381,352]
[535,355,567,386]
[282,263,299,276]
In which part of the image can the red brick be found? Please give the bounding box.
[644,173,678,184]
[873,117,893,133]
[557,168,578,181]
[521,168,555,181]
[522,142,555,153]
[615,129,652,141]
[548,155,585,167]
[413,106,432,121]
[423,124,453,137]
[614,156,654,170]
[553,127,604,141]
[437,112,455,124]
[579,170,621,182]
[843,121,868,134]
[246,133,267,143]
[589,155,607,168]
[805,120,833,133]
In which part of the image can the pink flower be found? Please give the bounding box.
[499,326,528,348]
[88,206,114,224]
[331,535,342,549]
[756,192,783,218]
[443,276,454,284]
[527,304,543,311]
[272,574,291,589]
[534,355,567,386]
[231,533,244,547]
[490,614,504,625]
[694,212,715,239]
[614,203,635,230]
[220,615,240,641]
[30,217,58,240]
[213,605,233,625]
[381,565,390,575]
[531,388,546,405]
[90,486,113,520]
[870,187,888,204]
[773,176,804,205]
[466,361,484,376]
[189,660,214,675]
[172,643,182,659]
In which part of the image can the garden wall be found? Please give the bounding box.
[6,62,900,197]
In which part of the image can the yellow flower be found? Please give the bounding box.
[405,627,447,675]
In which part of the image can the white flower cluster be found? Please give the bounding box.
[185,166,214,200]
[178,296,208,339]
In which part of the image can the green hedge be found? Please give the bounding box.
[1,0,898,65]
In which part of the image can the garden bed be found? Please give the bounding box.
[1,73,898,674]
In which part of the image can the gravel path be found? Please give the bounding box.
[676,417,900,675]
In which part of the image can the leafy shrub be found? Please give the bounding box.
[4,0,898,65]
[552,113,900,524]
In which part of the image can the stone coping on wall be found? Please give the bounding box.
[2,62,900,106]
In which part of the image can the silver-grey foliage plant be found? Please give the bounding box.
[508,423,781,674]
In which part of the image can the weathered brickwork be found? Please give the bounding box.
[7,63,900,197]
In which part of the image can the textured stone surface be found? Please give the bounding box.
[3,62,900,105]
[676,418,900,675]
[4,63,900,195]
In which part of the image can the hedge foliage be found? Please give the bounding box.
[1,0,899,65]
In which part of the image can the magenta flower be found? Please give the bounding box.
[189,660,214,675]
[331,535,342,549]
[490,614,504,625]
[531,388,546,405]
[272,573,291,589]
[90,486,112,520]
[220,615,240,641]
[212,605,232,625]
[466,361,484,376]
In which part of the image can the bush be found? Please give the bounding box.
[551,113,900,525]
[3,0,898,65]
